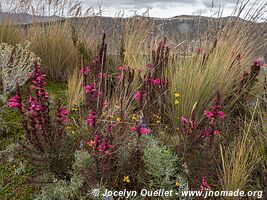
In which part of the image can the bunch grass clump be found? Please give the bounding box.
[219,103,261,191]
[168,17,267,129]
[27,22,80,81]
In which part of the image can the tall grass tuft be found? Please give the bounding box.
[27,21,80,81]
[168,16,267,129]
[121,17,154,69]
[219,103,261,191]
[0,20,24,45]
[67,67,84,110]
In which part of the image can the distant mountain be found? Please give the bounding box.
[0,12,62,24]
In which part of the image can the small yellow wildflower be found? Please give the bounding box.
[116,117,121,122]
[115,105,120,109]
[175,181,181,187]
[66,126,71,130]
[131,115,137,121]
[71,131,75,134]
[156,120,161,124]
[123,176,130,183]
[175,99,180,105]
[71,107,78,111]
[174,92,180,97]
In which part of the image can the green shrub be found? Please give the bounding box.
[142,136,188,193]
[35,150,92,200]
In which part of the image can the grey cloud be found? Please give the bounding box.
[85,0,199,8]
[202,0,239,8]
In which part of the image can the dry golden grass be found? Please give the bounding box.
[219,101,261,192]
[122,17,154,69]
[167,17,267,128]
[0,20,24,45]
[26,21,80,81]
[67,67,84,110]
[219,136,259,191]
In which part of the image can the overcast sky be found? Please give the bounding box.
[82,0,244,18]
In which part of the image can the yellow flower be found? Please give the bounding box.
[175,100,180,105]
[156,120,161,124]
[116,117,121,122]
[131,115,137,121]
[175,181,181,187]
[123,176,130,183]
[66,126,71,130]
[174,92,180,97]
[72,107,78,111]
[71,131,75,134]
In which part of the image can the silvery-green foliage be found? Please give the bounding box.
[72,150,92,171]
[0,109,9,134]
[142,136,188,192]
[176,176,190,200]
[35,150,92,200]
[0,42,40,94]
[35,174,84,200]
[143,136,178,187]
[0,143,17,163]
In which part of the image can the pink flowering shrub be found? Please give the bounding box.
[202,93,225,139]
[7,62,74,180]
[134,37,170,123]
[200,176,211,191]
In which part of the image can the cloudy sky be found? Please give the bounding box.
[82,0,243,18]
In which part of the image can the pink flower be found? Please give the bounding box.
[7,95,22,109]
[204,110,214,119]
[213,130,221,135]
[37,90,49,98]
[139,127,151,135]
[98,73,107,79]
[118,66,127,71]
[80,66,90,75]
[200,176,211,191]
[103,100,109,108]
[57,107,69,123]
[253,58,264,68]
[97,141,113,156]
[86,111,96,127]
[216,111,225,119]
[181,117,190,124]
[134,91,142,102]
[131,126,151,136]
[201,129,212,138]
[117,74,124,80]
[149,78,162,85]
[84,83,98,95]
[28,96,43,112]
[181,116,198,131]
[98,142,107,151]
[130,127,137,132]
